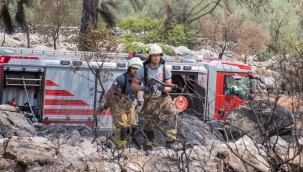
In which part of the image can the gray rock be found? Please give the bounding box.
[0,111,36,138]
[175,46,191,55]
[3,137,57,166]
[66,129,81,146]
[225,100,294,140]
[0,104,19,112]
[177,113,222,146]
[0,158,15,171]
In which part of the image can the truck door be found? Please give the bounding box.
[1,67,45,122]
[170,72,205,119]
[215,72,250,120]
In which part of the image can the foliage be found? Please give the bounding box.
[121,42,145,53]
[117,17,162,32]
[77,28,119,53]
[118,17,194,49]
[115,0,166,19]
[118,34,136,44]
[118,34,145,53]
[256,51,272,62]
[158,44,176,56]
[199,12,270,62]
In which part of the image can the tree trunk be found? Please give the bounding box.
[79,0,99,51]
[25,25,30,48]
[53,31,58,50]
[80,0,99,34]
[1,33,5,46]
[53,36,57,50]
[219,42,227,59]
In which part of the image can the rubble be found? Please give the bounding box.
[0,107,300,171]
[0,105,35,138]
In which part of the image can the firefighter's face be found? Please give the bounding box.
[150,54,161,64]
[129,67,138,77]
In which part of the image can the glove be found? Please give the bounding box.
[158,85,164,92]
[137,101,143,106]
[142,85,154,92]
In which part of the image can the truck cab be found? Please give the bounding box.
[174,56,255,121]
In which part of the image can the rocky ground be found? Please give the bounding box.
[0,103,302,172]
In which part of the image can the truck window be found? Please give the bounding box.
[223,75,250,100]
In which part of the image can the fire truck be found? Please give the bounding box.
[0,47,259,131]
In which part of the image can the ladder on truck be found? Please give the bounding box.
[0,47,129,60]
[0,47,180,62]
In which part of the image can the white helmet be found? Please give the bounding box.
[128,57,143,69]
[148,44,163,56]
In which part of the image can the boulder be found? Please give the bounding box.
[176,113,223,146]
[224,100,294,140]
[65,129,81,146]
[3,137,57,167]
[0,110,36,138]
[174,46,191,56]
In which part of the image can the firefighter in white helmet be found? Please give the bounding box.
[131,44,178,149]
[103,57,143,149]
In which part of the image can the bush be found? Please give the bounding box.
[118,34,135,44]
[117,17,162,32]
[118,17,194,48]
[117,17,136,31]
[121,43,145,53]
[158,44,176,56]
[257,51,272,61]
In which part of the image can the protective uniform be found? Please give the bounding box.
[135,44,178,145]
[108,57,143,148]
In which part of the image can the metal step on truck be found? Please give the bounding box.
[0,47,259,133]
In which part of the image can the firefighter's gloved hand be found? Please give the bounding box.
[142,85,154,92]
[137,101,143,106]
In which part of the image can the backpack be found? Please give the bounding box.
[122,72,128,94]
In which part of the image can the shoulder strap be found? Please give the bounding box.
[144,64,148,85]
[122,72,127,94]
[163,64,166,81]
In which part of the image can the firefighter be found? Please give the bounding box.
[103,57,143,149]
[131,44,178,149]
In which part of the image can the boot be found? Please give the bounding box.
[120,127,128,141]
[130,126,138,137]
[116,140,127,149]
[142,130,155,150]
[165,129,177,143]
[144,129,155,142]
[117,127,129,149]
[130,126,143,149]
